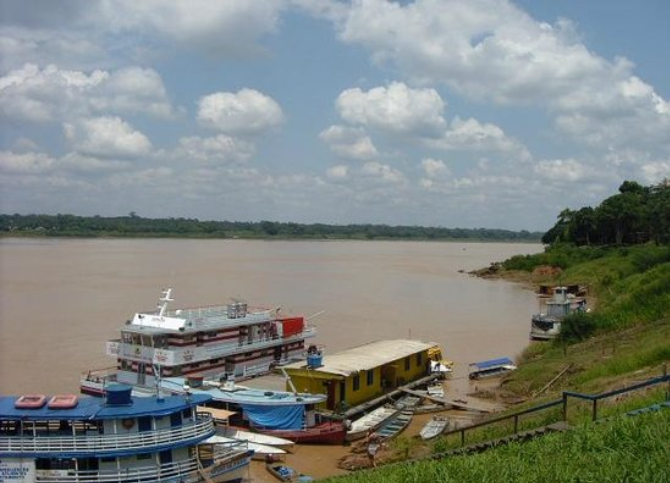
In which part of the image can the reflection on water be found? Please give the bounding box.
[0,238,541,394]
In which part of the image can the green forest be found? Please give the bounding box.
[0,213,542,241]
[542,180,670,245]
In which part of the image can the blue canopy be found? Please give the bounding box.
[242,403,304,430]
[469,357,514,370]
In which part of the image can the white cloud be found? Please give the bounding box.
[197,89,284,135]
[0,64,175,123]
[0,150,55,174]
[99,0,284,57]
[427,117,527,156]
[334,0,670,152]
[361,161,407,184]
[640,161,670,185]
[534,158,588,182]
[319,125,378,160]
[421,158,449,178]
[326,164,349,180]
[63,116,152,158]
[175,135,255,164]
[336,82,446,137]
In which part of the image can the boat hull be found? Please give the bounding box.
[258,421,346,445]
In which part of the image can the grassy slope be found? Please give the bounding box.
[325,410,670,483]
[326,245,670,483]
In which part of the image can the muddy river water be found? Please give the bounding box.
[0,238,542,480]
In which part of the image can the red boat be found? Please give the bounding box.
[258,421,346,445]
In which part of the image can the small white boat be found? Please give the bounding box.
[220,426,295,450]
[419,416,449,440]
[346,405,401,441]
[205,435,287,460]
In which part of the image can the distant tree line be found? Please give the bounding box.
[0,213,543,242]
[542,180,670,246]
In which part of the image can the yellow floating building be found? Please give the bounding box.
[282,339,441,411]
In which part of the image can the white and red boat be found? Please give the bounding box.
[81,288,317,396]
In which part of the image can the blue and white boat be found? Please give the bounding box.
[468,357,517,380]
[0,385,253,483]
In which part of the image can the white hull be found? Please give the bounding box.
[206,435,287,460]
[345,406,400,441]
[219,427,295,450]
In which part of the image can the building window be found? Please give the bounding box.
[417,353,423,366]
[404,357,410,371]
[367,370,374,386]
[353,374,360,391]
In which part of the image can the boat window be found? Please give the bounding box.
[404,357,410,371]
[183,407,193,420]
[136,453,152,460]
[367,370,374,386]
[353,374,360,391]
[416,353,423,366]
[122,332,133,343]
[141,335,152,346]
[132,334,142,345]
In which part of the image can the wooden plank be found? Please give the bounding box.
[398,387,494,413]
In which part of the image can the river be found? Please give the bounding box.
[0,237,542,480]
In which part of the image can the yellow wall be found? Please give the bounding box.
[285,348,430,409]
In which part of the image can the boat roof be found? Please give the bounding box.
[125,306,277,333]
[285,339,436,377]
[469,357,515,370]
[0,393,211,421]
[160,377,327,406]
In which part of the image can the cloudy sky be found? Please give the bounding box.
[1,1,668,231]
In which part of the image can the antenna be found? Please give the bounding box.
[157,288,173,317]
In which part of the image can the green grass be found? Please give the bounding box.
[324,409,670,483]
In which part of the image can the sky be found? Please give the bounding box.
[1,1,669,231]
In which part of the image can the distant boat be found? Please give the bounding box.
[345,405,402,441]
[530,286,587,340]
[266,462,314,482]
[419,416,449,440]
[468,357,517,380]
[376,410,413,439]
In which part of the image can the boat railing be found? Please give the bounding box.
[29,448,248,483]
[1,415,214,455]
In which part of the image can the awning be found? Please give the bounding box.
[198,406,236,422]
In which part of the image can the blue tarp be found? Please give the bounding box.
[469,357,514,370]
[242,403,304,430]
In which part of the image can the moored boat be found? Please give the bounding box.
[256,420,347,445]
[530,286,587,340]
[345,405,402,441]
[468,357,517,380]
[376,410,412,439]
[219,426,295,450]
[0,384,253,483]
[205,434,286,461]
[81,288,317,396]
[419,416,449,440]
[266,462,314,482]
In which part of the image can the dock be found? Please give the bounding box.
[398,387,497,413]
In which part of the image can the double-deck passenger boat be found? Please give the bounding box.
[81,288,317,396]
[530,286,587,340]
[0,385,253,483]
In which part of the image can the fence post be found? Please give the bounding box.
[513,414,518,434]
[592,399,598,421]
[562,393,568,422]
[461,429,465,447]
